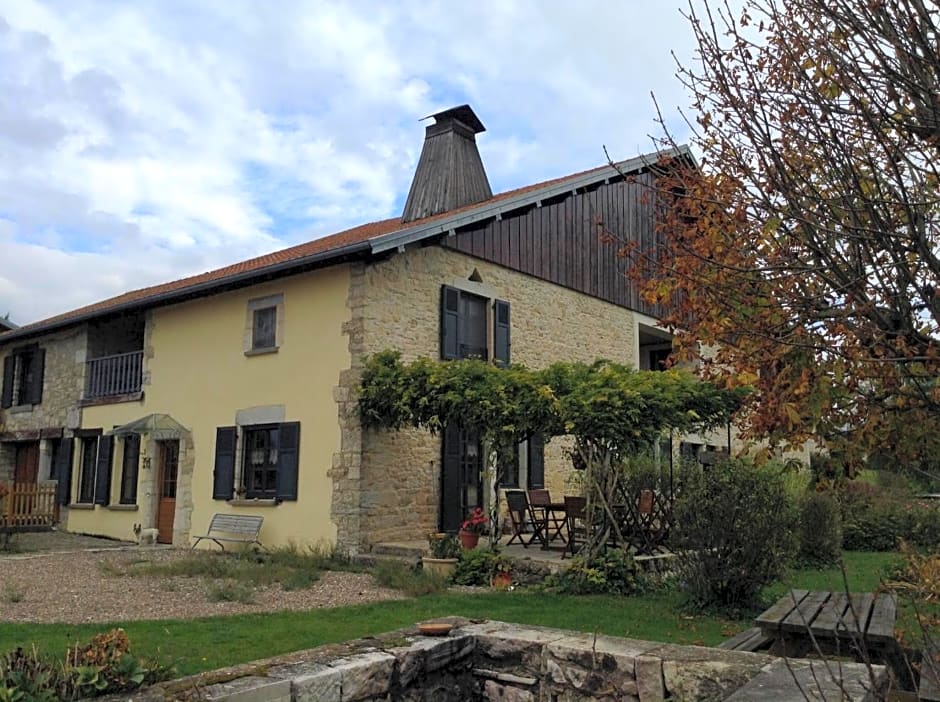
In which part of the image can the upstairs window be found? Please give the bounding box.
[252,307,277,350]
[1,346,45,408]
[245,294,283,355]
[440,285,510,364]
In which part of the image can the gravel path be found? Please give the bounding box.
[0,548,407,624]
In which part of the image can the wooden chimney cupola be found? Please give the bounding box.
[401,105,493,223]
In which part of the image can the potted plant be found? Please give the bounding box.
[490,555,512,590]
[422,533,460,578]
[458,507,487,550]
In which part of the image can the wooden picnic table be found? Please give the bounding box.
[755,589,903,679]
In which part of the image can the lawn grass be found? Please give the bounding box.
[0,551,903,678]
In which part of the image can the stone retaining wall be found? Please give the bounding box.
[133,619,884,701]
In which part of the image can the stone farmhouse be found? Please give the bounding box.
[0,105,723,552]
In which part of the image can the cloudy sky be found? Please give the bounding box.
[0,1,699,325]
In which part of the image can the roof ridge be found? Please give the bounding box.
[2,153,671,339]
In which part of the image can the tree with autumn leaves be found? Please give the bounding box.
[627,0,940,476]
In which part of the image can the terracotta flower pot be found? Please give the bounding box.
[458,530,480,550]
[491,571,512,590]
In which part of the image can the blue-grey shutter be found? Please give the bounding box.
[93,435,114,505]
[276,422,300,501]
[493,300,510,367]
[440,286,461,360]
[55,438,73,506]
[28,348,45,405]
[527,433,545,489]
[213,427,237,500]
[1,355,13,409]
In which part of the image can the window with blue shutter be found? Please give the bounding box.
[493,300,510,367]
[213,427,237,500]
[276,422,300,501]
[93,435,114,505]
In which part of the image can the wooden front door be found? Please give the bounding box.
[14,442,40,484]
[156,440,179,544]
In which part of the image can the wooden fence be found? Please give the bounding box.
[1,482,58,531]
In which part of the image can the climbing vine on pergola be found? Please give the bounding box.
[359,350,746,559]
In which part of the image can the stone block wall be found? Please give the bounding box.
[333,244,640,551]
[0,325,87,437]
[144,619,885,701]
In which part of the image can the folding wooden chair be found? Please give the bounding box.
[562,495,587,559]
[505,490,546,548]
[528,489,567,542]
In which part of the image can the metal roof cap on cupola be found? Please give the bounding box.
[401,104,493,223]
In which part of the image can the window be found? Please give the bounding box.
[74,434,113,505]
[78,437,98,504]
[243,426,278,498]
[1,346,45,408]
[244,293,283,355]
[212,422,300,501]
[119,434,141,504]
[648,348,672,371]
[499,445,520,488]
[252,307,277,350]
[440,285,510,364]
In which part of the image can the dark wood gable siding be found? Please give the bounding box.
[441,173,664,318]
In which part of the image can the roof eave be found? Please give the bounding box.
[0,240,372,343]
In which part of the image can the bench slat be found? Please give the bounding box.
[193,514,264,550]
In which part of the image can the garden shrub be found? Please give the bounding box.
[452,549,510,586]
[797,491,842,567]
[548,548,637,595]
[0,629,170,701]
[834,480,940,551]
[673,458,797,611]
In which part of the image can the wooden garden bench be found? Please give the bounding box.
[191,514,264,551]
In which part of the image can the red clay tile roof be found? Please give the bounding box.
[2,161,615,339]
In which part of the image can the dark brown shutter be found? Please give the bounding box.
[276,422,300,501]
[527,433,545,489]
[1,355,13,408]
[28,348,45,405]
[93,435,114,505]
[440,423,463,532]
[55,438,74,506]
[213,426,237,500]
[493,300,510,367]
[440,286,461,360]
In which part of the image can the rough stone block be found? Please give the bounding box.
[652,644,771,701]
[329,650,396,701]
[202,675,292,702]
[268,662,342,702]
[483,679,536,701]
[634,655,665,702]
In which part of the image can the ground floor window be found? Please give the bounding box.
[120,434,141,505]
[212,422,300,502]
[77,437,97,504]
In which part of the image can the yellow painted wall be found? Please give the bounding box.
[68,265,351,547]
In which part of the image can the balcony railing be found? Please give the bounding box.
[85,350,144,400]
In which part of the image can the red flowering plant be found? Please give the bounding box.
[460,507,488,535]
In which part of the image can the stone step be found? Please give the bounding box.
[369,542,425,560]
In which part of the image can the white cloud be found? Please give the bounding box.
[0,0,696,324]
